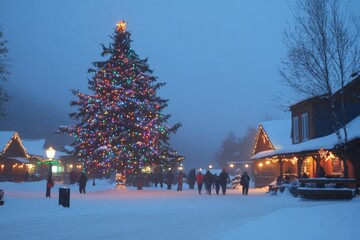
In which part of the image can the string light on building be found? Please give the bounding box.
[252,125,275,155]
[318,148,328,159]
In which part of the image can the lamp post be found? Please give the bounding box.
[45,147,55,198]
[46,146,56,181]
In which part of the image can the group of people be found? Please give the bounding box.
[196,169,251,195]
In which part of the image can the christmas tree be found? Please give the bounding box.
[58,20,182,176]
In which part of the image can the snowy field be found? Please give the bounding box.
[1,180,358,240]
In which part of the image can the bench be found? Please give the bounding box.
[297,178,356,200]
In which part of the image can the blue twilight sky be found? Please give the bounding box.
[0,0,339,170]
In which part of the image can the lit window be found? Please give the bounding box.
[293,116,299,143]
[302,112,309,141]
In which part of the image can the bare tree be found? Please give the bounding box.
[0,26,9,119]
[280,0,360,177]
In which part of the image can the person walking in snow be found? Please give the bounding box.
[203,170,214,195]
[78,172,87,194]
[240,171,251,195]
[158,171,164,188]
[166,170,174,190]
[177,171,184,191]
[219,168,230,195]
[214,174,220,195]
[196,171,204,194]
[45,178,54,198]
[187,168,196,189]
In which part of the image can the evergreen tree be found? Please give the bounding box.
[239,126,257,162]
[214,132,240,167]
[0,26,9,119]
[58,21,181,175]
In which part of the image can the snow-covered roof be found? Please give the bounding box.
[22,139,46,157]
[251,115,360,160]
[260,120,292,150]
[8,157,29,163]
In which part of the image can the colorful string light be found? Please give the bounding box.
[58,21,182,176]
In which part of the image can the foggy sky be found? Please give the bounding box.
[0,0,304,170]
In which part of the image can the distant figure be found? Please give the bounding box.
[187,169,196,189]
[302,172,308,178]
[196,171,204,194]
[78,172,87,194]
[0,189,4,205]
[153,171,159,188]
[166,170,174,190]
[214,174,220,195]
[158,171,164,188]
[203,170,214,195]
[24,171,30,182]
[177,171,184,191]
[240,171,251,195]
[136,174,144,190]
[46,178,54,198]
[219,168,230,195]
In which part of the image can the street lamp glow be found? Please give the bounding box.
[46,147,56,159]
[209,164,213,169]
[229,164,234,168]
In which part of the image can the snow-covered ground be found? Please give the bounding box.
[1,180,358,240]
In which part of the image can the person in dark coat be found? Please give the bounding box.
[219,168,230,195]
[203,170,213,195]
[166,170,174,190]
[78,172,87,194]
[158,171,164,188]
[187,169,196,189]
[214,174,220,195]
[177,171,184,191]
[196,171,204,194]
[45,178,54,198]
[240,171,251,195]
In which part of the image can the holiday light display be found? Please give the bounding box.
[252,125,274,156]
[1,132,29,158]
[58,21,181,176]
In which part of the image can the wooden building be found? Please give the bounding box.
[0,132,30,181]
[251,75,360,188]
[0,131,81,182]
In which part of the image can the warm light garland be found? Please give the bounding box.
[252,125,275,156]
[1,132,29,158]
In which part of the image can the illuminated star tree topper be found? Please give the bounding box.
[116,20,127,33]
